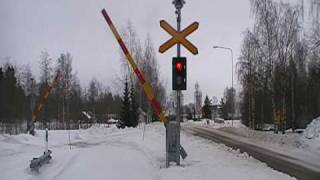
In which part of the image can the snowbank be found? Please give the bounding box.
[187,119,247,130]
[185,117,320,171]
[187,119,309,149]
[304,117,320,140]
[0,123,295,180]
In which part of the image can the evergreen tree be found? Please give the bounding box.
[87,78,99,113]
[3,66,17,122]
[307,51,320,121]
[2,65,27,127]
[68,77,82,122]
[129,82,139,127]
[202,95,212,119]
[220,98,228,120]
[118,79,130,128]
[112,94,122,116]
[220,87,235,120]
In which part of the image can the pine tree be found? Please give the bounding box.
[2,65,27,133]
[202,95,212,119]
[88,78,99,113]
[129,82,139,127]
[118,79,130,128]
[4,66,17,122]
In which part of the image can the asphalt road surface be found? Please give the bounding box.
[184,126,320,180]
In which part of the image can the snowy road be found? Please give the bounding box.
[0,123,296,180]
[184,125,320,180]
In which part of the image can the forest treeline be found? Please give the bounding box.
[0,52,122,134]
[0,21,166,134]
[238,0,320,131]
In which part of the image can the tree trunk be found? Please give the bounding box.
[282,95,286,134]
[291,65,295,132]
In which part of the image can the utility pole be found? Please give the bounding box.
[29,78,35,135]
[63,92,65,130]
[213,46,234,127]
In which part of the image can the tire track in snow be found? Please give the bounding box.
[58,134,163,179]
[48,150,81,180]
[24,149,80,180]
[106,140,159,168]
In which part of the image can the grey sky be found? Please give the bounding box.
[0,0,253,103]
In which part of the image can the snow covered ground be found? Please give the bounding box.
[0,123,295,180]
[304,117,320,150]
[185,118,320,169]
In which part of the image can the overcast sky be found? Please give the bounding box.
[0,0,255,103]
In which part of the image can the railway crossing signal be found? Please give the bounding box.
[159,20,199,55]
[158,0,198,167]
[101,0,195,168]
[173,57,187,90]
[101,8,188,168]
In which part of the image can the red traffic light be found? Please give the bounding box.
[175,61,183,72]
[172,57,186,90]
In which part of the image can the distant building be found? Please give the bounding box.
[106,113,118,120]
[80,111,95,123]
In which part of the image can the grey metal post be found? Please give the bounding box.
[165,0,187,168]
[213,46,234,127]
[174,0,184,166]
[30,78,35,117]
[176,7,181,166]
[231,49,234,127]
[45,128,48,153]
[29,78,35,135]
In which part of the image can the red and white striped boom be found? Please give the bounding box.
[101,9,167,123]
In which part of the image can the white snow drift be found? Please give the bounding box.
[0,123,295,180]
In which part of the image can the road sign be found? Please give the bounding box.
[159,20,199,55]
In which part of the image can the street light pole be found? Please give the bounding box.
[213,46,234,127]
